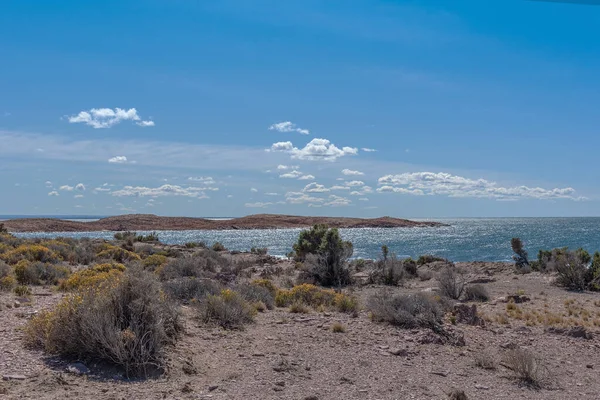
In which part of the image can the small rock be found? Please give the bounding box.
[275,381,285,387]
[3,375,26,381]
[208,385,219,392]
[475,384,490,390]
[13,301,20,308]
[586,364,594,369]
[252,352,265,357]
[66,362,90,375]
[430,370,448,377]
[389,348,408,357]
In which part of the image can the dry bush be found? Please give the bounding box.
[474,350,497,370]
[418,269,434,281]
[157,250,228,280]
[331,322,346,333]
[447,389,468,400]
[417,255,447,265]
[437,265,465,300]
[463,284,490,302]
[503,348,547,388]
[196,289,255,329]
[235,283,275,310]
[367,290,443,329]
[251,279,278,296]
[14,260,70,285]
[25,267,182,377]
[289,302,311,314]
[551,251,589,291]
[162,277,221,302]
[370,255,405,286]
[72,239,97,265]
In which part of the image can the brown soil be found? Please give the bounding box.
[2,257,600,399]
[2,214,445,232]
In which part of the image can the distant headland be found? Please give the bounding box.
[2,214,447,232]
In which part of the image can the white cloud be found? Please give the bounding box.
[342,169,364,176]
[67,107,154,129]
[48,191,59,196]
[303,182,330,193]
[345,180,365,187]
[45,181,52,187]
[108,156,129,164]
[188,176,216,185]
[74,194,84,199]
[270,141,295,152]
[59,185,74,191]
[269,121,310,135]
[359,198,369,201]
[298,174,315,180]
[111,184,209,198]
[330,185,350,191]
[227,194,233,198]
[285,191,324,204]
[245,202,272,208]
[250,187,258,192]
[362,148,377,152]
[265,192,279,196]
[75,183,86,191]
[277,164,299,170]
[377,172,584,201]
[94,187,111,193]
[324,195,352,207]
[279,170,303,179]
[270,138,358,161]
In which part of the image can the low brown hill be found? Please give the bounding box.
[2,213,446,232]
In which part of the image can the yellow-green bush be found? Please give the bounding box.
[97,247,141,263]
[0,275,16,291]
[275,284,358,313]
[59,263,125,291]
[143,254,168,270]
[14,285,32,296]
[39,240,74,262]
[1,244,61,265]
[0,243,11,255]
[24,267,182,377]
[275,284,336,308]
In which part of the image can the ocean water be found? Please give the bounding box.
[11,218,600,262]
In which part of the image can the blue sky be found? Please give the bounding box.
[1,0,599,218]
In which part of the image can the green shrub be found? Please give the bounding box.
[25,267,182,377]
[417,254,446,266]
[296,226,353,287]
[212,242,226,252]
[250,247,268,255]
